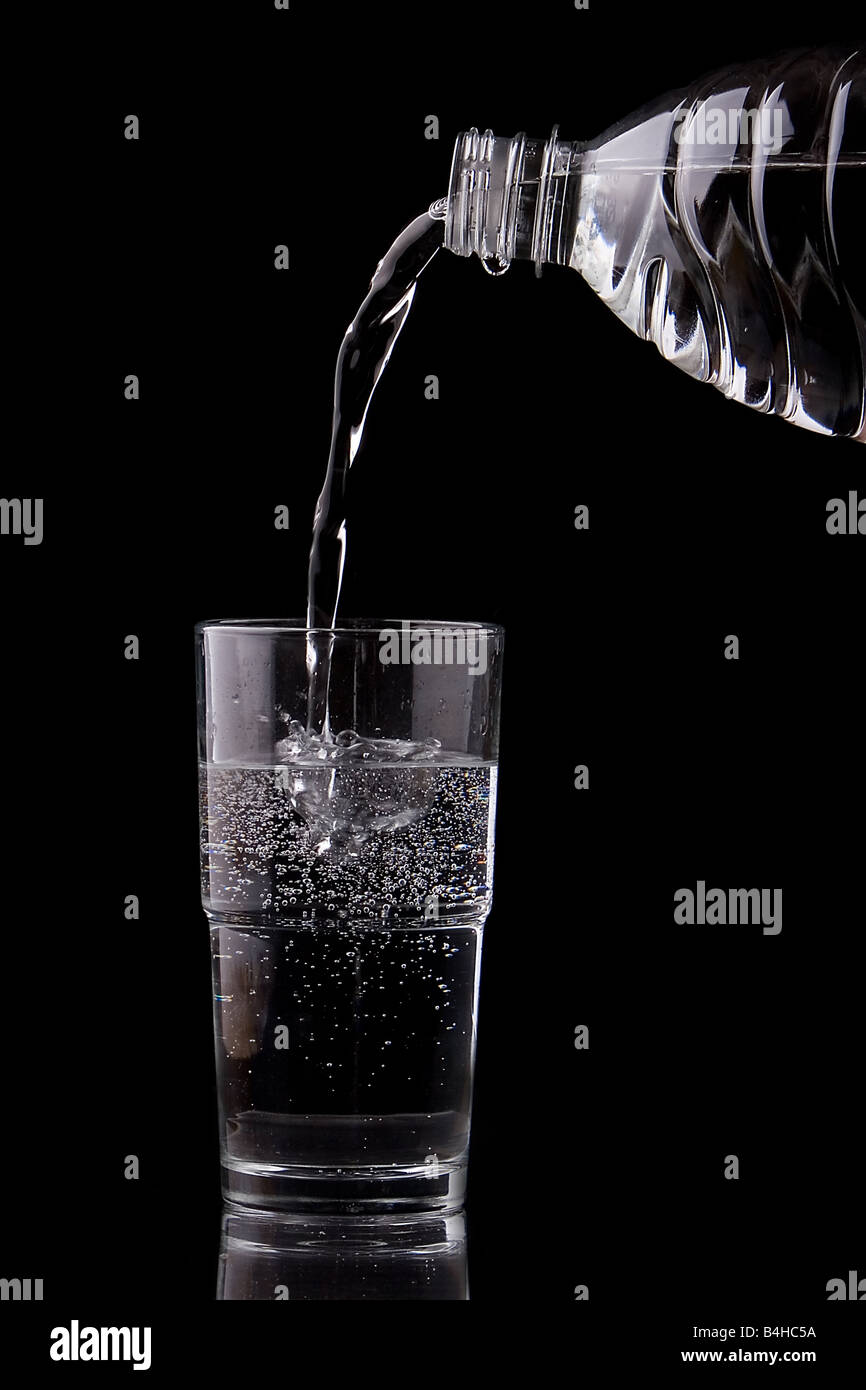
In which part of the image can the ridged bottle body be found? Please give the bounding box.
[446,47,866,438]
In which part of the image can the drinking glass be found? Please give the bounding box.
[197,619,504,1210]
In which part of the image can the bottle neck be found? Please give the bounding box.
[444,128,583,275]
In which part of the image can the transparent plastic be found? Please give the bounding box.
[445,46,865,438]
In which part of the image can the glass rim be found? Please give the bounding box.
[195,617,504,637]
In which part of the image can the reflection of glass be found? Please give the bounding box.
[197,620,504,1210]
[217,1205,469,1300]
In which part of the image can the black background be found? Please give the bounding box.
[2,0,863,1372]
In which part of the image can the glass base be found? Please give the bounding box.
[221,1156,467,1212]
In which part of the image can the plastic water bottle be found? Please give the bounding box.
[444,45,865,440]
